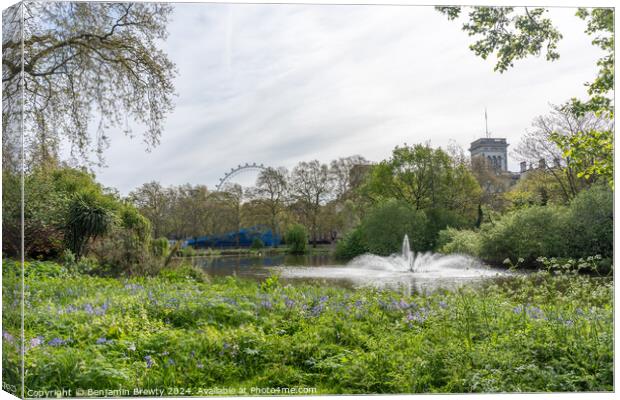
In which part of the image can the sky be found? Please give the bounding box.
[92,3,603,195]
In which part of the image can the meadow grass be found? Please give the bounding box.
[2,260,613,395]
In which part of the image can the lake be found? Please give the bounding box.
[189,252,510,293]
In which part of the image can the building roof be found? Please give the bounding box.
[469,137,509,152]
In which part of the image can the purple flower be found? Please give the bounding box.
[310,304,324,317]
[167,358,175,366]
[513,305,523,314]
[354,300,363,308]
[438,301,448,309]
[96,337,111,345]
[319,296,329,303]
[406,311,427,324]
[526,306,544,320]
[29,336,44,348]
[144,355,153,368]
[48,338,66,346]
[285,298,295,308]
[2,331,14,343]
[84,304,95,315]
[260,300,272,310]
[399,299,409,309]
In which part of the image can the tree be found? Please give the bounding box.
[329,155,369,200]
[516,105,612,199]
[362,143,481,215]
[2,2,177,168]
[437,6,614,187]
[253,167,289,245]
[65,192,115,259]
[289,160,333,247]
[129,181,173,238]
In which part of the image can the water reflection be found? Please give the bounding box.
[191,254,508,293]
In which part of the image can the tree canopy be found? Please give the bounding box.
[2,2,177,168]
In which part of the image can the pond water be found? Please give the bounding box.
[190,240,510,293]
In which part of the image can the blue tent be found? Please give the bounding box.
[184,225,281,248]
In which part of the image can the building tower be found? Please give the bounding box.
[468,109,509,171]
[469,137,509,171]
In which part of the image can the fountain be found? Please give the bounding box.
[269,234,504,290]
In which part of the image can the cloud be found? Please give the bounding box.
[93,4,602,194]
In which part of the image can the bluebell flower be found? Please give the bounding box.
[354,300,363,308]
[260,300,272,310]
[48,338,65,346]
[438,301,448,309]
[84,304,95,315]
[29,336,43,348]
[144,355,153,368]
[310,304,324,317]
[2,331,14,343]
[399,299,409,309]
[96,337,109,345]
[526,306,544,320]
[167,358,175,366]
[285,298,295,308]
[513,305,523,314]
[319,296,329,303]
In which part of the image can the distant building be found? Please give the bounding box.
[469,138,509,172]
[469,137,520,193]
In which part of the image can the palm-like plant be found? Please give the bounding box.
[65,192,114,259]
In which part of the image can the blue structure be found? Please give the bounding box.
[184,225,281,248]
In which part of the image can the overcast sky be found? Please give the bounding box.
[93,3,602,195]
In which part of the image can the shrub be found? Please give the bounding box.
[478,205,568,263]
[65,192,115,259]
[158,263,208,283]
[285,224,308,254]
[361,200,429,256]
[150,237,170,258]
[251,237,265,250]
[334,227,369,260]
[436,228,481,257]
[565,185,613,259]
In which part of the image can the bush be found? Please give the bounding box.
[478,205,568,263]
[436,228,481,257]
[334,227,369,260]
[150,237,170,258]
[361,200,429,256]
[251,237,265,250]
[158,263,208,283]
[285,224,308,254]
[65,192,115,258]
[565,185,613,259]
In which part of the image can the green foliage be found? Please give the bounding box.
[157,264,208,283]
[65,192,115,259]
[4,259,612,394]
[440,185,613,265]
[551,129,613,189]
[150,237,170,258]
[362,144,481,215]
[179,246,197,257]
[250,237,265,250]
[436,6,562,72]
[436,228,481,257]
[478,206,568,263]
[361,200,429,256]
[285,224,308,255]
[564,184,613,259]
[334,227,369,261]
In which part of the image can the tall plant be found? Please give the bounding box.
[65,192,114,259]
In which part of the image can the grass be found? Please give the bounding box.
[2,259,613,395]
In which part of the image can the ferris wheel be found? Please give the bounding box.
[215,162,267,191]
